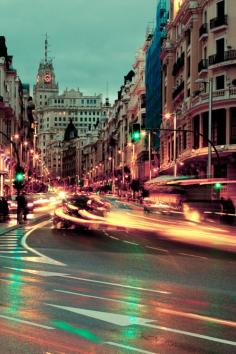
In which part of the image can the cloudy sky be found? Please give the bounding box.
[1,0,157,102]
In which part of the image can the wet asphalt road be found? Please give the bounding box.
[0,203,235,354]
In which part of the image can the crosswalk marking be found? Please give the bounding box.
[0,250,27,253]
[0,230,27,256]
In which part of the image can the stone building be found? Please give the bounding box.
[160,0,236,184]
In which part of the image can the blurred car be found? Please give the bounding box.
[63,194,109,218]
[143,198,172,214]
[182,199,235,224]
[7,195,34,214]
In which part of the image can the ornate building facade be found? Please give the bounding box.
[160,0,236,184]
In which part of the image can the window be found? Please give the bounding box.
[216,75,224,90]
[217,1,225,18]
[216,38,225,60]
[55,117,57,121]
[186,29,191,46]
[187,56,191,77]
[183,125,187,150]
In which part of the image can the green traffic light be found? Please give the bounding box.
[214,182,222,190]
[132,132,141,141]
[15,172,24,182]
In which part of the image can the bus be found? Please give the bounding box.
[144,176,236,224]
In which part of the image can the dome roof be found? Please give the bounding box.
[64,119,78,141]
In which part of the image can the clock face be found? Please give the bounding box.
[44,73,52,83]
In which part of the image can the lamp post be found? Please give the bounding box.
[165,112,177,177]
[118,149,125,185]
[141,130,152,181]
[108,156,115,194]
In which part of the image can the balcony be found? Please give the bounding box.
[172,53,185,76]
[209,49,236,66]
[210,15,228,30]
[199,23,208,39]
[172,81,184,99]
[198,59,208,73]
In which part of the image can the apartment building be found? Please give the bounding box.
[160,0,236,183]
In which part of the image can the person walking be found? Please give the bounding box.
[16,193,27,224]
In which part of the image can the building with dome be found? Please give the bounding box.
[33,36,106,179]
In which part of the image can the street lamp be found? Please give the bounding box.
[108,156,115,193]
[196,77,213,178]
[165,112,177,177]
[118,149,125,185]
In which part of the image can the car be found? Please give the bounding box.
[143,198,172,214]
[7,195,34,214]
[63,194,109,218]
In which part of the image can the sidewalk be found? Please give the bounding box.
[0,213,51,236]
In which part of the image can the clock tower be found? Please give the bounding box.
[33,34,59,108]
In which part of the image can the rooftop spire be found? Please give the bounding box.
[45,33,48,64]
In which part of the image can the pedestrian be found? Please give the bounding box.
[16,193,27,224]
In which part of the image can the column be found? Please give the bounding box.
[226,107,230,145]
[199,113,203,148]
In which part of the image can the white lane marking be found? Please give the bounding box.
[7,268,170,294]
[21,220,66,266]
[105,342,157,354]
[54,289,144,307]
[0,314,54,330]
[46,304,153,326]
[146,246,169,253]
[109,235,119,240]
[123,240,139,245]
[0,251,27,254]
[146,323,236,347]
[45,304,236,347]
[179,253,207,260]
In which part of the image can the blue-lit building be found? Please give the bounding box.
[145,0,169,147]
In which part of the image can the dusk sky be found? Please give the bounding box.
[1,0,157,102]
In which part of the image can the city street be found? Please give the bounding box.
[1,0,236,353]
[0,201,235,354]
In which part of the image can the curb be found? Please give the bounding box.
[0,213,51,236]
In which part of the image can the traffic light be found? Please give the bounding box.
[131,123,141,142]
[214,182,222,190]
[13,165,25,191]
